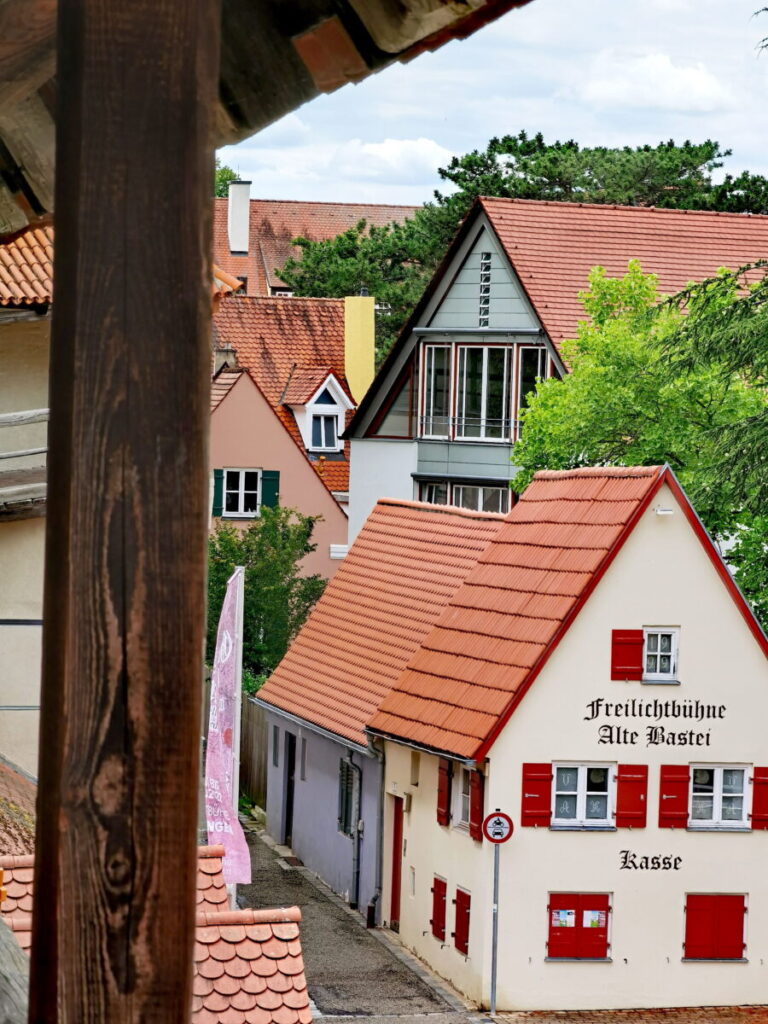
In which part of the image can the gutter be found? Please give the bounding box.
[366,734,385,928]
[253,698,371,757]
[366,726,477,769]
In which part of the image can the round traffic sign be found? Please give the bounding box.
[482,811,513,843]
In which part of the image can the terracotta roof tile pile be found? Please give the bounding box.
[259,498,506,745]
[480,198,768,346]
[369,467,663,759]
[213,296,352,497]
[0,846,311,1024]
[0,759,35,856]
[0,222,53,306]
[213,198,416,297]
[193,906,311,1024]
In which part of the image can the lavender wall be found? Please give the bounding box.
[265,711,383,921]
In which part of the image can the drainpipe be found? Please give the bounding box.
[348,753,363,910]
[366,734,385,927]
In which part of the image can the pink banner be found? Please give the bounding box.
[205,569,251,884]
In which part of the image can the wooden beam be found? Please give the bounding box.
[27,1,220,1020]
[0,0,56,111]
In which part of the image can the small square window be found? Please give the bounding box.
[689,765,748,828]
[643,628,679,682]
[223,468,261,518]
[552,764,614,828]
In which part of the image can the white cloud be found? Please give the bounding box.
[577,50,736,113]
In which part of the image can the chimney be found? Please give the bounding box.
[227,180,251,254]
[214,345,237,375]
[344,295,375,404]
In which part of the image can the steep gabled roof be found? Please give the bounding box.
[212,296,353,498]
[368,466,768,761]
[212,198,417,296]
[210,368,245,412]
[258,499,506,747]
[480,198,768,344]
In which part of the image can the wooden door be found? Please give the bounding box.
[390,796,404,931]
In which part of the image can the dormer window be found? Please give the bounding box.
[312,414,337,450]
[288,377,354,454]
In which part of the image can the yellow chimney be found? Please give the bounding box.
[344,295,375,404]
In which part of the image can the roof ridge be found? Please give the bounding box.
[531,466,663,480]
[376,498,507,520]
[0,853,34,868]
[480,196,768,221]
[213,197,417,210]
[195,906,301,926]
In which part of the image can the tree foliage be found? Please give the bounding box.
[512,261,768,626]
[214,157,238,198]
[280,133,768,361]
[207,507,327,689]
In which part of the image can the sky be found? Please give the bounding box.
[217,0,768,205]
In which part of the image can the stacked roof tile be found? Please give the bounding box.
[0,846,311,1024]
[213,296,352,497]
[212,198,416,297]
[0,222,53,306]
[369,467,665,759]
[258,498,506,746]
[480,198,768,346]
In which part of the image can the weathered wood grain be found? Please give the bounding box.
[0,0,56,111]
[28,1,220,1020]
[0,918,28,1023]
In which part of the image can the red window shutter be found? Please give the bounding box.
[452,888,471,955]
[611,629,644,680]
[615,764,648,828]
[469,771,485,842]
[658,765,690,828]
[430,877,447,941]
[437,758,452,826]
[576,893,610,958]
[685,895,746,959]
[547,894,580,958]
[751,767,768,829]
[521,763,552,827]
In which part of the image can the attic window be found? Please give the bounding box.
[479,252,491,327]
[314,388,336,405]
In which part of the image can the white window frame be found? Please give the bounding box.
[455,345,511,441]
[453,766,471,828]
[552,763,615,829]
[515,345,548,439]
[643,627,679,682]
[290,374,353,454]
[223,467,261,518]
[689,765,750,830]
[310,412,338,451]
[421,344,452,439]
[452,484,511,514]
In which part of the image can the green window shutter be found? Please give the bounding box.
[261,470,280,508]
[212,469,224,517]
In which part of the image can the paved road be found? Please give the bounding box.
[238,829,474,1024]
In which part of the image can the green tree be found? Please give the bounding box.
[214,157,238,198]
[207,507,327,689]
[281,134,768,360]
[512,261,768,625]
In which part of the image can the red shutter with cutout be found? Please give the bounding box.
[751,767,768,829]
[685,894,746,959]
[430,877,447,941]
[469,771,484,842]
[615,764,648,828]
[437,758,452,826]
[658,765,690,828]
[521,763,553,826]
[611,629,644,680]
[452,888,471,955]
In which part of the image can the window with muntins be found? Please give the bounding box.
[478,252,491,327]
[690,766,748,828]
[418,480,511,514]
[423,345,451,437]
[644,628,679,681]
[224,468,260,517]
[456,346,510,439]
[517,346,547,424]
[311,414,337,450]
[454,767,471,827]
[553,764,614,828]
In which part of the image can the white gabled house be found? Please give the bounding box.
[367,465,768,1011]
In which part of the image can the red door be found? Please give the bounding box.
[390,796,404,931]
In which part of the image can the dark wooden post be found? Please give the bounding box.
[28,1,220,1020]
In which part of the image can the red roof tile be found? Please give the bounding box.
[212,198,416,297]
[480,198,768,347]
[212,369,245,412]
[0,222,53,306]
[0,760,35,856]
[0,850,310,1024]
[368,466,666,759]
[213,296,353,498]
[258,499,506,746]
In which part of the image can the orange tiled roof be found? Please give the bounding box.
[213,296,352,498]
[282,367,333,406]
[213,198,416,297]
[0,759,35,856]
[0,222,52,306]
[0,848,311,1024]
[211,368,244,412]
[369,467,667,759]
[258,499,506,746]
[193,906,311,1024]
[480,198,768,346]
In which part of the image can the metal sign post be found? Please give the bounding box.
[482,810,513,1016]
